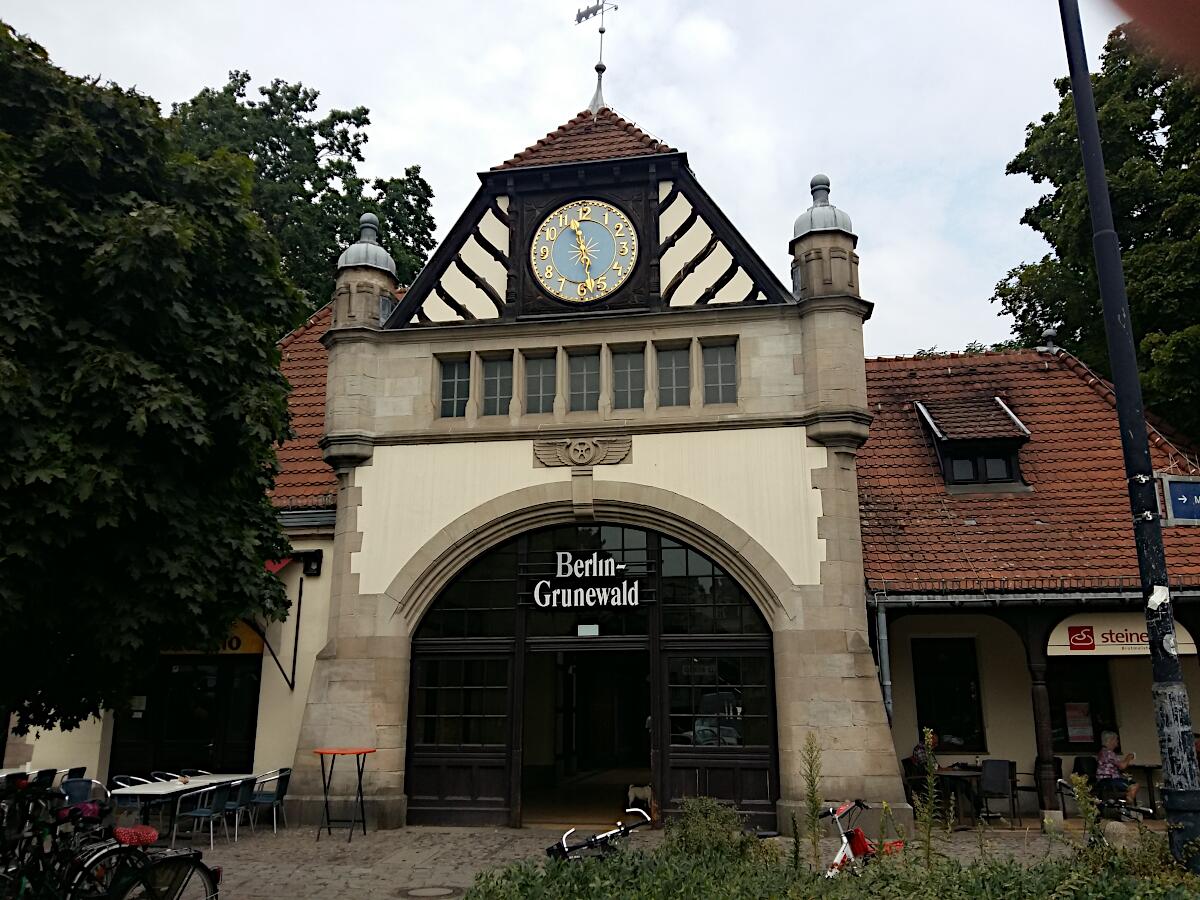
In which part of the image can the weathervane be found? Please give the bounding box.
[576,1,619,113]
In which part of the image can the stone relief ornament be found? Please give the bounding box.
[533,436,632,468]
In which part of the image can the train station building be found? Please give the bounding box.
[10,98,1200,831]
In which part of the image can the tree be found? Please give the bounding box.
[172,71,436,311]
[0,25,304,730]
[993,25,1200,438]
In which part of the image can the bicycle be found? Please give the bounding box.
[1056,778,1154,849]
[545,807,653,860]
[820,799,904,876]
[1,778,221,899]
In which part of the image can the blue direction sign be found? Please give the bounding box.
[1162,475,1200,524]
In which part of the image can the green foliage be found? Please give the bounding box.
[911,726,946,868]
[467,798,1200,899]
[1070,772,1103,848]
[993,25,1200,439]
[801,731,823,870]
[0,25,303,730]
[172,71,435,311]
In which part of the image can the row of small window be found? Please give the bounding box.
[439,342,738,418]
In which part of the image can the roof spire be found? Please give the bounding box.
[576,1,618,113]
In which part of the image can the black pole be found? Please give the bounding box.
[1058,0,1200,866]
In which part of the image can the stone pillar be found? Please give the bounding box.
[288,214,410,828]
[774,176,909,834]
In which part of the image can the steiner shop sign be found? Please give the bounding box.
[532,552,641,609]
[1048,612,1197,657]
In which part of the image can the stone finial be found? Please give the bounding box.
[1041,326,1058,350]
[331,211,399,328]
[790,174,860,301]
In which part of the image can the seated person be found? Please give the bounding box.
[912,732,939,771]
[1096,730,1138,803]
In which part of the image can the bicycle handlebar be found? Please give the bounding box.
[547,808,652,859]
[818,799,868,819]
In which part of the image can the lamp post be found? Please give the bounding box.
[1057,0,1200,866]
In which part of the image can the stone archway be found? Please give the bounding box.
[384,478,796,634]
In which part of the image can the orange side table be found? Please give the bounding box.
[313,747,375,842]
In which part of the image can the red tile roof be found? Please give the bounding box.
[495,107,676,170]
[273,304,336,510]
[920,397,1027,441]
[860,349,1200,593]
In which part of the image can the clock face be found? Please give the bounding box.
[530,200,638,304]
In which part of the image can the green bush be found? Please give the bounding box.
[465,798,1200,900]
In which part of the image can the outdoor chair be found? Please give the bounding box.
[979,759,1019,825]
[64,766,86,781]
[172,781,233,850]
[150,770,181,782]
[251,767,291,833]
[224,779,256,841]
[900,756,924,805]
[110,775,159,825]
[1016,756,1059,818]
[32,769,57,788]
[180,769,212,777]
[60,778,110,806]
[4,772,29,792]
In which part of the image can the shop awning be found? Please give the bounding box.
[1048,612,1196,656]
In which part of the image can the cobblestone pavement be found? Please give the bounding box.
[199,822,1103,899]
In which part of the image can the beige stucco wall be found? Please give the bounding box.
[889,614,1037,771]
[252,536,334,773]
[21,715,112,782]
[593,429,825,588]
[353,443,572,596]
[352,428,825,600]
[890,613,1200,799]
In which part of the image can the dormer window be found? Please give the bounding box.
[916,397,1030,489]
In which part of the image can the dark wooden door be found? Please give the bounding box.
[661,648,777,828]
[406,655,513,825]
[109,655,261,779]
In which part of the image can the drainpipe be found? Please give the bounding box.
[874,594,893,721]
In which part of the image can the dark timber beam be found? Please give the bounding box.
[433,283,476,321]
[696,259,740,306]
[454,256,505,315]
[659,209,699,256]
[663,235,719,305]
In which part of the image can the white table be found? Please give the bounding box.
[110,774,256,843]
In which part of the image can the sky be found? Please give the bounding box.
[5,0,1125,356]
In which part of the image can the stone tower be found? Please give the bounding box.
[776,176,907,830]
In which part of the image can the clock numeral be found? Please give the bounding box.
[603,209,609,225]
[557,212,567,227]
[595,276,607,291]
[618,241,629,257]
[579,205,591,220]
[614,221,624,236]
[612,261,623,276]
[539,246,549,261]
[547,226,557,241]
[544,265,554,279]
[577,282,589,297]
[558,277,567,292]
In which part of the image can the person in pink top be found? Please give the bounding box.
[1096,730,1138,804]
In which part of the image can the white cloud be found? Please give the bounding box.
[5,0,1126,355]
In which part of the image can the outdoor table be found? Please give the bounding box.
[314,747,374,843]
[936,768,983,826]
[110,773,253,844]
[1128,763,1162,810]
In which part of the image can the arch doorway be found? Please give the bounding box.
[406,522,777,827]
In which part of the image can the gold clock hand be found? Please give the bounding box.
[570,220,594,289]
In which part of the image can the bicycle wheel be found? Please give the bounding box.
[110,854,218,900]
[65,842,148,897]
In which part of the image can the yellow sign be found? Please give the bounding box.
[163,620,264,656]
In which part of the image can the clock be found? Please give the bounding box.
[530,200,638,304]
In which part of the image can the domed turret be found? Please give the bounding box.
[330,212,400,331]
[792,174,855,242]
[337,213,397,277]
